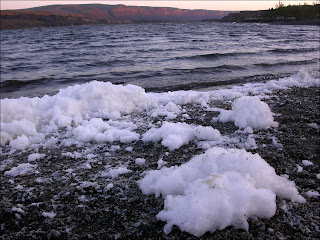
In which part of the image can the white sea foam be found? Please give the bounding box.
[1,81,155,147]
[135,158,146,165]
[28,153,46,162]
[72,118,140,143]
[217,96,278,130]
[1,69,316,236]
[100,166,132,178]
[306,190,320,198]
[142,122,221,151]
[138,147,305,236]
[4,163,38,177]
[42,212,56,218]
[1,69,318,151]
[302,160,313,167]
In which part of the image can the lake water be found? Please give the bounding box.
[0,22,319,98]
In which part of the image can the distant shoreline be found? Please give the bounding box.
[207,19,320,26]
[2,3,318,30]
[1,18,319,31]
[268,20,320,26]
[0,4,233,30]
[221,4,319,26]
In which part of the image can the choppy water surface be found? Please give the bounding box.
[0,22,319,98]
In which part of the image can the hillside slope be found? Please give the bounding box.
[0,4,234,30]
[20,4,231,21]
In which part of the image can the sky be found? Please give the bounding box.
[0,1,318,11]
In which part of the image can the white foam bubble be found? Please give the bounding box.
[142,122,221,151]
[4,163,37,177]
[138,147,305,236]
[135,158,146,165]
[218,96,278,130]
[28,153,46,162]
[100,166,132,178]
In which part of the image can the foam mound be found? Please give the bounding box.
[218,96,278,130]
[4,163,38,177]
[142,122,221,151]
[0,81,154,147]
[138,147,305,236]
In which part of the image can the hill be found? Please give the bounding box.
[0,4,234,30]
[0,10,119,30]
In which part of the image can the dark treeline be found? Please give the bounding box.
[265,4,319,21]
[222,4,320,24]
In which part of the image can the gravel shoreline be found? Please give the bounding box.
[1,87,319,239]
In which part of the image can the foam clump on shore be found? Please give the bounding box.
[142,122,221,151]
[0,81,154,148]
[4,163,38,177]
[138,147,306,236]
[28,153,45,162]
[217,96,278,130]
[100,166,132,178]
[72,118,140,143]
